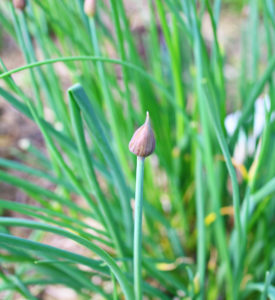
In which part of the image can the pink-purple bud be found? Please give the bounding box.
[13,0,26,10]
[84,0,96,18]
[129,112,155,157]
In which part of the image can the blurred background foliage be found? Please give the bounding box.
[0,0,274,299]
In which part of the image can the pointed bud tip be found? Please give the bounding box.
[129,112,155,157]
[13,0,26,10]
[84,0,96,18]
[145,111,150,124]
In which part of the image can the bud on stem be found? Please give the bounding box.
[129,112,155,157]
[130,113,155,299]
[13,0,26,10]
[84,0,96,18]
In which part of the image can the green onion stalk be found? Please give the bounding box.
[129,112,156,300]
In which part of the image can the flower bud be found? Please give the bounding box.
[13,0,26,10]
[129,112,155,157]
[84,0,96,18]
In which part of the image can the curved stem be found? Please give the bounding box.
[0,55,191,117]
[134,156,145,300]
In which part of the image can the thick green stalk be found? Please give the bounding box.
[69,84,133,250]
[260,271,272,300]
[68,93,126,265]
[195,150,206,300]
[134,156,145,300]
[111,273,118,300]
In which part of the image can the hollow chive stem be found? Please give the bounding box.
[129,112,155,300]
[133,156,145,300]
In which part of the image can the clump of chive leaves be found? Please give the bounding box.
[129,112,155,300]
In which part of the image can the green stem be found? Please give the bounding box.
[111,273,118,300]
[68,92,126,267]
[195,150,206,299]
[0,56,175,102]
[134,156,145,300]
[261,271,272,300]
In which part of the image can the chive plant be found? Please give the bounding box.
[129,112,156,300]
[0,0,274,299]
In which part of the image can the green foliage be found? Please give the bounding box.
[0,0,274,299]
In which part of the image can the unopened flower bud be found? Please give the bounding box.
[84,0,96,18]
[13,0,26,10]
[129,112,155,157]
